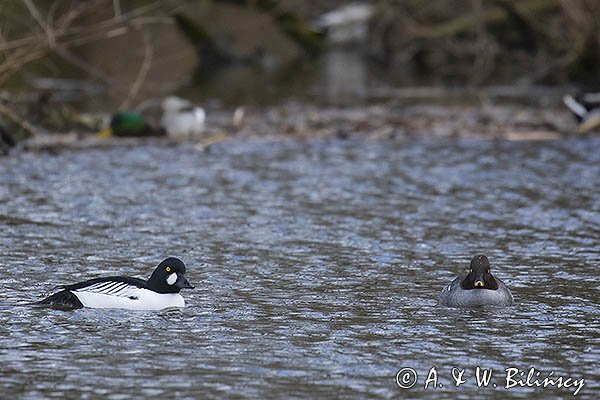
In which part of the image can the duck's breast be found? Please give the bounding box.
[440,280,513,307]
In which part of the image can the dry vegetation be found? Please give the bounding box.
[0,1,178,96]
[1,0,598,89]
[367,0,600,85]
[0,0,598,149]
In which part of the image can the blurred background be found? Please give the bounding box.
[1,0,599,147]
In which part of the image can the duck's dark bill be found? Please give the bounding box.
[175,275,194,289]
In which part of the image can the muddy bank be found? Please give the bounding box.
[6,97,584,155]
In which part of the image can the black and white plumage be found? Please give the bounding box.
[439,255,514,307]
[37,257,194,311]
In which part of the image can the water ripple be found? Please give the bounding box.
[1,137,599,398]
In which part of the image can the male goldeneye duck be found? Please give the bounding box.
[37,257,194,311]
[439,255,513,307]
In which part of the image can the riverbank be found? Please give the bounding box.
[2,95,588,156]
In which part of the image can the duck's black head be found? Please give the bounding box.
[461,254,498,290]
[147,257,194,294]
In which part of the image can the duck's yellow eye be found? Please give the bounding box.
[165,266,171,272]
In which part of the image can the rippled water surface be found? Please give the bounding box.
[1,136,599,399]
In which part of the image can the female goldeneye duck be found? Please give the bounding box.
[37,257,194,311]
[439,254,514,307]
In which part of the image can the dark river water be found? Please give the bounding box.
[0,136,598,399]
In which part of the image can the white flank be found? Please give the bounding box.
[73,283,185,310]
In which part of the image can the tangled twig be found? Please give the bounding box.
[0,0,172,93]
[120,28,154,110]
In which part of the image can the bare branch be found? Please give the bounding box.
[54,46,114,84]
[0,0,175,86]
[113,0,122,19]
[120,28,154,110]
[23,0,56,48]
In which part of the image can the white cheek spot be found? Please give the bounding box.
[166,272,177,285]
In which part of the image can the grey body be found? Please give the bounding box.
[439,275,513,307]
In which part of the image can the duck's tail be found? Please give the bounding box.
[35,290,84,310]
